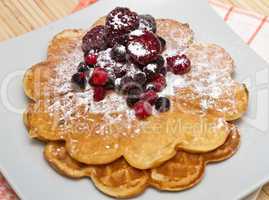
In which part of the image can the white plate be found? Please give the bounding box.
[0,0,268,199]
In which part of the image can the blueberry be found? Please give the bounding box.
[143,63,159,80]
[158,36,166,51]
[120,76,133,88]
[126,95,140,107]
[128,87,143,97]
[111,44,127,62]
[155,56,165,68]
[119,76,141,94]
[138,14,157,33]
[143,56,166,81]
[155,97,171,112]
[159,67,167,76]
[71,72,87,89]
[133,72,147,85]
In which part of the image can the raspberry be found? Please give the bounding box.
[166,54,191,75]
[84,53,97,65]
[152,74,166,92]
[71,72,87,89]
[138,14,157,33]
[106,7,139,35]
[155,97,171,112]
[93,86,106,102]
[111,44,127,62]
[140,90,158,105]
[90,67,109,86]
[82,25,107,53]
[127,30,161,65]
[134,101,152,119]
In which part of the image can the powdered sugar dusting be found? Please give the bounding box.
[159,72,187,96]
[49,45,84,95]
[109,12,131,30]
[97,48,139,79]
[156,19,194,50]
[161,44,239,113]
[40,22,240,137]
[129,29,144,37]
[128,42,150,57]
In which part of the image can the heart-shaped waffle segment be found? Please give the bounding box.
[44,124,240,198]
[23,18,248,169]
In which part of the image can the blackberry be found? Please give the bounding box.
[82,25,107,53]
[155,97,171,112]
[106,7,139,34]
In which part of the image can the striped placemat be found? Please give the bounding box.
[0,1,268,200]
[0,0,269,42]
[219,0,269,16]
[0,0,77,41]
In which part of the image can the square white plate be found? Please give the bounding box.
[0,0,268,199]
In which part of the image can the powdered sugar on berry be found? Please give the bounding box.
[128,42,150,57]
[129,29,144,37]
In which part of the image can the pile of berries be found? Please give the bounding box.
[71,7,191,119]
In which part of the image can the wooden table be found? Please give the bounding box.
[0,0,269,42]
[0,0,268,199]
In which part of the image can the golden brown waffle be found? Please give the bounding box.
[23,17,248,170]
[44,124,240,198]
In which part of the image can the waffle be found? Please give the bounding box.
[44,124,240,198]
[23,17,248,170]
